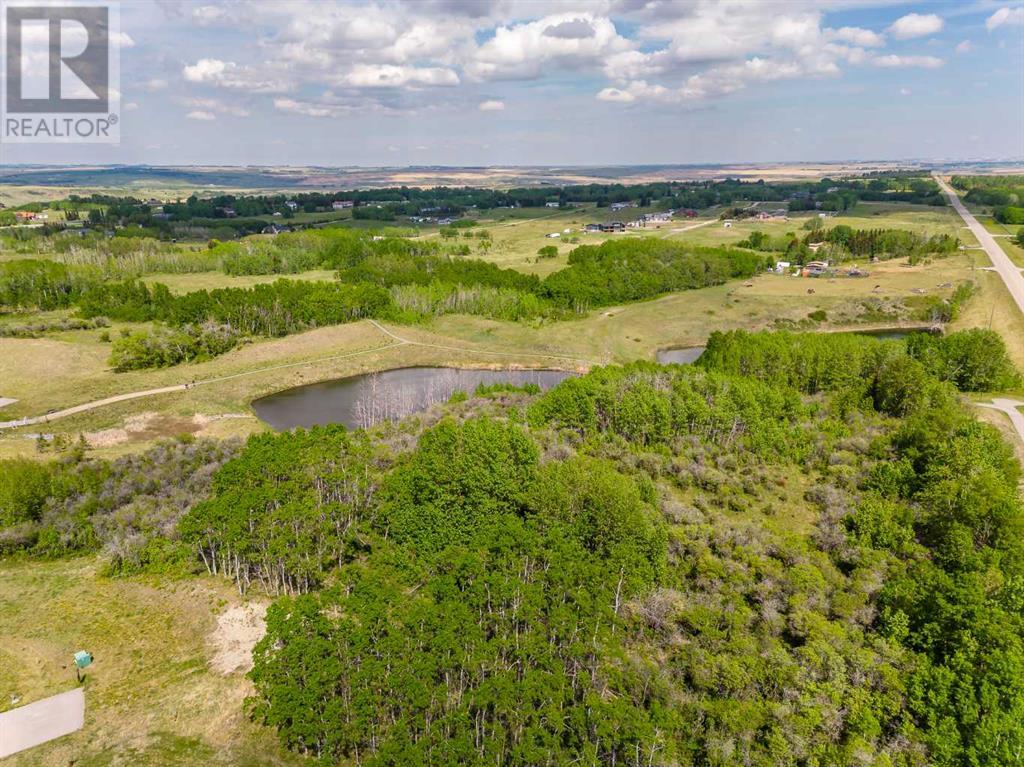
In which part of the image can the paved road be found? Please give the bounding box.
[934,173,1024,314]
[977,398,1024,445]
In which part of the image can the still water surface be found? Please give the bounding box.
[252,367,573,430]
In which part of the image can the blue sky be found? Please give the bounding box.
[5,0,1023,166]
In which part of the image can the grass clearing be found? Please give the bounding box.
[143,269,338,293]
[0,557,300,766]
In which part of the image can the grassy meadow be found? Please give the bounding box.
[0,557,300,767]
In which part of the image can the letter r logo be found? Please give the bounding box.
[5,5,109,113]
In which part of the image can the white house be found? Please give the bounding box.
[332,200,354,210]
[285,200,298,211]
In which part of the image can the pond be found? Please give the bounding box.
[252,367,574,431]
[656,346,705,364]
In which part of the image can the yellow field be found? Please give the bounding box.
[143,269,338,294]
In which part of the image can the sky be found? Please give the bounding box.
[2,0,1023,166]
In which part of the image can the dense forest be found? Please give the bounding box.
[1,329,1021,766]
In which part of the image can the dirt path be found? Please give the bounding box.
[0,321,594,431]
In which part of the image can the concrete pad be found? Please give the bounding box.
[0,687,84,758]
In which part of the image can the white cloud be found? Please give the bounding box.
[124,102,139,111]
[478,99,505,111]
[955,40,972,54]
[338,64,459,88]
[987,7,1024,31]
[829,26,884,48]
[274,98,338,117]
[602,50,664,81]
[144,78,168,92]
[184,97,250,117]
[186,110,216,121]
[887,13,943,40]
[468,13,632,80]
[183,58,225,82]
[899,87,911,96]
[597,81,671,103]
[169,2,949,115]
[872,54,943,69]
[182,58,288,92]
[192,5,228,25]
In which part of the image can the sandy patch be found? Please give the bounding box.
[209,603,267,675]
[85,412,252,447]
[0,398,16,409]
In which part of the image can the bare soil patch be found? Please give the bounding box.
[209,603,267,675]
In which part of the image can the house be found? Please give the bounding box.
[801,260,829,277]
[636,211,673,227]
[599,222,625,233]
[284,200,299,211]
[774,260,791,273]
[584,223,602,233]
[218,207,237,218]
[332,200,354,210]
[545,201,561,208]
[610,202,634,212]
[546,232,562,238]
[13,211,37,221]
[262,224,289,235]
[681,209,698,218]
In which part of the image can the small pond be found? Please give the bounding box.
[656,346,705,365]
[252,367,573,431]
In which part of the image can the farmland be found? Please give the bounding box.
[2,167,1024,767]
[1,175,1019,458]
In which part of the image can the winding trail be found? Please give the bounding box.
[934,173,1024,315]
[976,398,1024,444]
[0,321,593,431]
